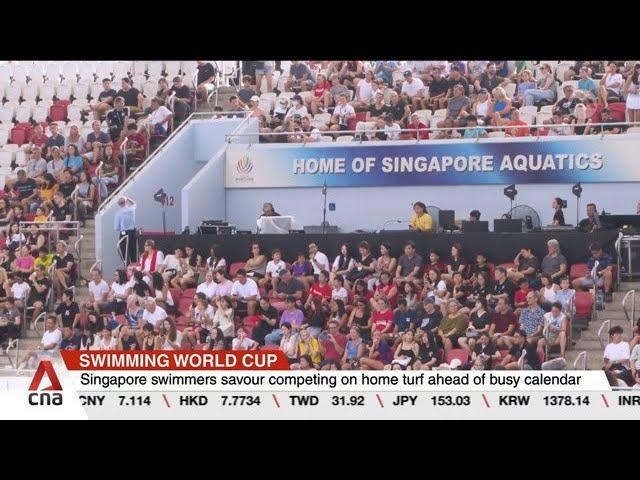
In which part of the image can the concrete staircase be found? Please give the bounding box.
[196,86,239,113]
[566,281,638,370]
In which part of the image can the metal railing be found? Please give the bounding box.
[614,231,623,286]
[225,120,640,144]
[622,290,636,330]
[573,351,587,370]
[98,111,253,213]
[597,319,611,349]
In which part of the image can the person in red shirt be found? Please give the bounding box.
[28,124,48,149]
[306,270,332,306]
[424,250,446,277]
[310,73,331,115]
[504,108,530,137]
[319,319,347,366]
[125,124,148,166]
[407,113,429,139]
[372,271,398,309]
[490,297,518,349]
[372,298,394,334]
[513,278,532,312]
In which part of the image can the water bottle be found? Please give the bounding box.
[595,289,604,311]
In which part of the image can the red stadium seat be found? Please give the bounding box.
[228,262,244,278]
[607,102,626,122]
[574,291,593,318]
[49,104,67,122]
[497,262,515,271]
[169,288,182,304]
[446,348,469,365]
[25,212,36,222]
[570,263,588,279]
[10,127,27,145]
[486,262,495,280]
[260,344,282,351]
[178,297,193,316]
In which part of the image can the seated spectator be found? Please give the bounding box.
[367,91,390,121]
[513,69,536,108]
[572,241,614,302]
[490,87,512,127]
[237,75,256,104]
[490,297,518,349]
[156,318,182,350]
[85,121,112,154]
[26,147,48,183]
[555,276,576,316]
[391,330,419,368]
[393,298,418,335]
[507,247,539,285]
[402,281,419,310]
[272,269,304,310]
[352,70,375,111]
[443,243,467,282]
[439,299,469,354]
[146,97,173,138]
[498,329,541,370]
[422,268,448,307]
[383,114,401,140]
[141,297,168,329]
[262,248,286,291]
[417,299,443,336]
[0,297,21,342]
[395,241,423,284]
[46,147,65,181]
[463,115,488,138]
[513,277,532,312]
[523,63,555,106]
[169,76,193,122]
[468,271,491,305]
[286,61,312,92]
[555,84,580,116]
[17,315,61,369]
[425,249,447,277]
[359,330,393,370]
[518,291,545,349]
[470,252,489,281]
[576,66,599,99]
[232,327,258,351]
[541,239,568,282]
[599,62,624,107]
[251,297,279,345]
[331,244,355,280]
[373,271,399,309]
[400,70,426,110]
[470,331,502,370]
[91,78,118,120]
[296,327,321,365]
[265,296,304,346]
[28,125,48,150]
[117,77,144,114]
[472,88,493,122]
[540,302,568,358]
[584,108,624,135]
[388,91,411,127]
[46,123,65,150]
[55,288,80,329]
[436,84,471,130]
[539,273,559,310]
[245,242,267,279]
[65,124,86,155]
[473,62,506,95]
[603,325,633,386]
[406,113,429,139]
[341,326,366,370]
[86,268,109,316]
[504,109,531,137]
[124,124,148,167]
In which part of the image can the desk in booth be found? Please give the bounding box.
[138,229,619,267]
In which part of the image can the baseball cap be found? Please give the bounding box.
[250,95,260,103]
[403,70,412,77]
[292,94,303,102]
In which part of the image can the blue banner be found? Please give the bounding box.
[226,136,640,188]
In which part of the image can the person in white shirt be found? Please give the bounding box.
[330,94,356,134]
[158,247,184,284]
[142,297,168,328]
[263,249,287,291]
[400,70,426,110]
[353,70,375,110]
[86,268,110,315]
[331,275,349,302]
[540,302,568,358]
[10,275,30,309]
[230,269,260,316]
[603,325,633,386]
[383,115,401,140]
[231,327,258,350]
[600,62,624,107]
[157,318,182,350]
[18,316,62,369]
[147,97,173,135]
[284,95,309,123]
[205,244,227,272]
[196,271,218,301]
[140,240,165,278]
[108,269,131,315]
[98,327,118,350]
[308,242,330,276]
[214,269,234,300]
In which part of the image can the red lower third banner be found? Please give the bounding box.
[61,351,289,370]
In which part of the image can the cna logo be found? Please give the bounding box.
[236,154,254,175]
[28,360,63,406]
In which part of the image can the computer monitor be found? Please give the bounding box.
[439,210,456,231]
[494,219,523,233]
[462,220,489,232]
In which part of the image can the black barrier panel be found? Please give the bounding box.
[138,229,619,267]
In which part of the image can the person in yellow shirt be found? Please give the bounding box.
[409,202,433,232]
[34,247,54,272]
[33,206,48,223]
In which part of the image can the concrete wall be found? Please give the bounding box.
[181,118,258,231]
[226,182,640,233]
[96,118,243,276]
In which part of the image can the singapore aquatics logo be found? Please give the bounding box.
[236,154,254,174]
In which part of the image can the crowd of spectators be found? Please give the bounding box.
[9,229,634,385]
[228,61,640,143]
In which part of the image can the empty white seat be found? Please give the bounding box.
[29,63,45,83]
[95,61,113,80]
[164,61,181,78]
[313,113,331,124]
[488,131,505,137]
[32,104,49,123]
[44,62,62,81]
[258,100,272,114]
[147,61,163,78]
[133,61,147,76]
[278,92,296,102]
[72,82,90,100]
[4,84,21,102]
[72,98,88,108]
[519,112,534,125]
[413,109,432,126]
[37,100,53,110]
[0,130,9,147]
[113,61,131,79]
[310,120,327,130]
[540,105,554,114]
[15,104,31,123]
[335,135,354,142]
[355,121,375,134]
[519,105,538,117]
[78,61,96,81]
[55,83,72,100]
[21,83,38,102]
[67,104,83,122]
[14,149,27,166]
[62,61,79,81]
[0,65,11,84]
[89,82,103,100]
[0,105,14,124]
[142,81,157,98]
[626,127,640,134]
[535,112,552,125]
[11,64,28,84]
[433,108,448,117]
[320,135,334,142]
